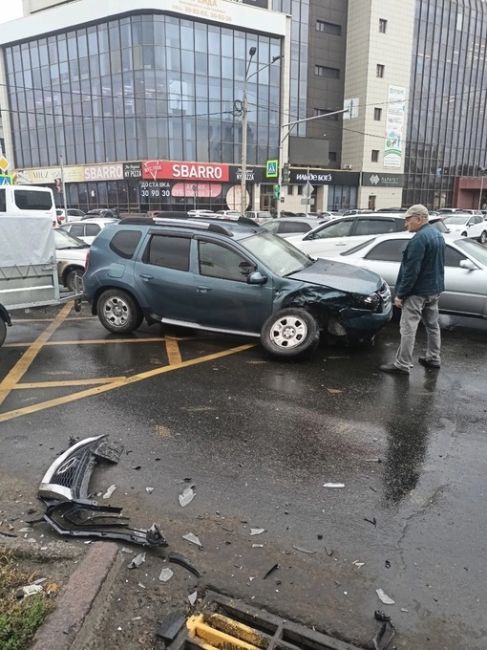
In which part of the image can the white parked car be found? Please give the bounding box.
[337,232,487,319]
[54,228,90,290]
[442,214,487,243]
[287,212,449,258]
[59,218,117,245]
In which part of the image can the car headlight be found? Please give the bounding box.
[356,293,381,310]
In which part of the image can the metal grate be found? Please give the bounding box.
[168,591,367,650]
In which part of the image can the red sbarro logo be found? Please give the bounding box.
[142,161,229,182]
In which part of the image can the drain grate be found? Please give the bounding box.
[168,590,367,650]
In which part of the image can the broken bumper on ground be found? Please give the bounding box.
[38,434,167,547]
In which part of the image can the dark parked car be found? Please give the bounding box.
[83,216,392,358]
[84,208,120,219]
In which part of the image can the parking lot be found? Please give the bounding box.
[1,302,487,648]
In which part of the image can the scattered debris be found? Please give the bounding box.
[385,560,391,569]
[373,610,396,650]
[364,517,377,527]
[128,552,146,569]
[188,591,198,606]
[376,589,395,605]
[365,458,382,463]
[159,567,174,583]
[400,608,409,613]
[317,534,323,540]
[352,560,365,568]
[0,529,18,538]
[326,388,343,394]
[145,487,154,495]
[37,436,168,547]
[250,528,265,536]
[45,582,60,595]
[102,484,117,500]
[156,611,186,642]
[323,483,345,489]
[263,563,279,580]
[325,547,335,558]
[17,584,43,599]
[252,544,264,548]
[168,552,201,578]
[178,485,196,507]
[293,545,315,555]
[182,532,202,547]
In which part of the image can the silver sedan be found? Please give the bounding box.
[336,232,487,318]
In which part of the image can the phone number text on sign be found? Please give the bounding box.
[139,181,171,199]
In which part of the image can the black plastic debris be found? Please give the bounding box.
[37,435,167,548]
[373,610,395,650]
[263,563,279,580]
[364,517,377,527]
[156,611,186,642]
[168,552,201,578]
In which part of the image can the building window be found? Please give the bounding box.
[371,150,380,162]
[316,20,341,36]
[374,107,382,121]
[376,64,385,78]
[315,65,340,79]
[313,108,339,119]
[379,19,387,33]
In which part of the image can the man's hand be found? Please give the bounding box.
[394,296,404,309]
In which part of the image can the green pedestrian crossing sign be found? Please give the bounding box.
[266,160,279,178]
[273,184,280,199]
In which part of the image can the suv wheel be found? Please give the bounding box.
[260,308,319,358]
[65,268,84,292]
[480,230,487,244]
[97,289,143,334]
[0,317,6,347]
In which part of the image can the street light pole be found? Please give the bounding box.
[59,153,68,223]
[276,108,349,218]
[478,167,486,211]
[240,47,256,216]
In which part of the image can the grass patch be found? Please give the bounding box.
[0,550,54,650]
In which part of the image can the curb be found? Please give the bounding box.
[30,542,121,650]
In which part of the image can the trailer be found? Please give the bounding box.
[0,215,82,347]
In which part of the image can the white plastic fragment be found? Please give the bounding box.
[179,485,196,507]
[376,588,395,605]
[158,567,174,583]
[128,552,146,569]
[252,544,264,548]
[145,487,154,494]
[188,591,198,606]
[352,560,365,568]
[250,528,265,536]
[182,532,202,547]
[323,483,345,489]
[400,608,409,613]
[293,545,315,555]
[102,484,117,499]
[20,585,43,598]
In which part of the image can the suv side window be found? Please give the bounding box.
[198,241,253,282]
[307,219,354,240]
[354,218,397,235]
[146,234,190,271]
[0,188,5,212]
[109,230,142,259]
[365,239,408,262]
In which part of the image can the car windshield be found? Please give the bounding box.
[54,228,88,249]
[431,219,449,233]
[443,215,468,225]
[454,238,487,266]
[240,232,313,276]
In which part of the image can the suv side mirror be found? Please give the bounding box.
[460,259,477,271]
[247,271,267,285]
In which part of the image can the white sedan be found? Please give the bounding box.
[335,232,487,319]
[59,218,117,245]
[442,214,487,243]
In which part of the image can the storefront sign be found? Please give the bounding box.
[229,166,265,183]
[15,166,85,184]
[171,182,222,198]
[139,180,172,200]
[142,160,229,182]
[124,162,142,179]
[289,169,360,186]
[384,86,406,168]
[84,163,124,181]
[362,172,404,187]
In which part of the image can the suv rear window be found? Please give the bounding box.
[146,234,190,271]
[14,190,53,210]
[109,230,142,259]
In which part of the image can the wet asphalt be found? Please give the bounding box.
[0,306,486,649]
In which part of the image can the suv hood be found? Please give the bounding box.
[288,258,382,294]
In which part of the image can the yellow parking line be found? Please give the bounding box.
[11,316,96,323]
[165,336,182,365]
[0,303,72,407]
[12,377,126,389]
[0,344,255,423]
[2,337,169,348]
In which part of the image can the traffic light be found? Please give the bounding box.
[282,163,291,184]
[273,184,281,199]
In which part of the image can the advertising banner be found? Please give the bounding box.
[142,160,229,182]
[384,86,406,168]
[124,162,142,179]
[84,163,124,181]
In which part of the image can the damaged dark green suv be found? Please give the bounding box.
[83,216,392,358]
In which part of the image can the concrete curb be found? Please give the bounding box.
[30,542,121,650]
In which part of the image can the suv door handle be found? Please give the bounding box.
[197,286,212,293]
[140,273,153,281]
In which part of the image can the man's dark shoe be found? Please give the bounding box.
[379,363,409,375]
[418,357,440,369]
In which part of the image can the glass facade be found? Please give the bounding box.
[272,0,309,135]
[5,12,281,169]
[404,0,487,208]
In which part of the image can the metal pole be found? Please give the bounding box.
[59,153,68,223]
[478,173,484,211]
[240,47,256,216]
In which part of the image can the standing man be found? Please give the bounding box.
[380,204,445,375]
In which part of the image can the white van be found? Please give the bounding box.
[0,185,56,224]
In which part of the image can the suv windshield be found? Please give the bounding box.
[54,229,88,249]
[240,232,312,276]
[443,215,469,225]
